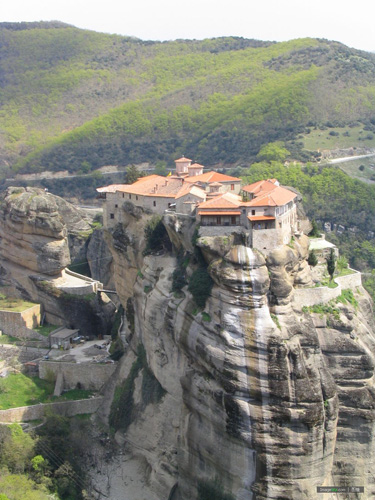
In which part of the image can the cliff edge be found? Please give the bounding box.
[96,209,375,499]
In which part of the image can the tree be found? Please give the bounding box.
[125,164,141,184]
[326,248,336,281]
[188,267,214,308]
[0,424,34,474]
[143,216,170,255]
[0,475,51,500]
[337,255,348,273]
[308,249,318,267]
[309,219,320,237]
[154,161,168,176]
[256,141,290,163]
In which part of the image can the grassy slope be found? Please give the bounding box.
[1,23,375,174]
[0,373,94,409]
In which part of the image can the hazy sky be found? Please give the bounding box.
[3,0,375,52]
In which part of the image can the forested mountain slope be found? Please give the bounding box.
[1,22,375,174]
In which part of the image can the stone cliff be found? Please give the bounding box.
[97,207,375,500]
[0,187,115,334]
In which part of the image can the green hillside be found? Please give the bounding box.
[1,22,375,175]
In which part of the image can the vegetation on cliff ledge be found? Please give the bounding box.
[109,344,166,432]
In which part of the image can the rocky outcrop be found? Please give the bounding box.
[52,194,93,261]
[0,187,115,331]
[96,212,375,499]
[0,186,70,275]
[87,228,114,288]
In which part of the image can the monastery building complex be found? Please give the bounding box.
[98,157,299,253]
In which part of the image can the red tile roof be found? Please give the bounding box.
[184,171,241,184]
[242,179,296,207]
[248,215,276,222]
[175,184,206,199]
[97,184,127,193]
[198,192,241,209]
[175,157,192,162]
[242,179,279,195]
[97,175,185,198]
[244,186,296,207]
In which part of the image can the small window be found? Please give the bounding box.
[252,210,255,215]
[115,204,118,208]
[122,193,124,198]
[231,184,234,190]
[129,194,131,199]
[110,213,114,219]
[153,201,156,207]
[136,196,138,201]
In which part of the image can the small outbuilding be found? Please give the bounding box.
[49,327,79,349]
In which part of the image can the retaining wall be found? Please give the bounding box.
[199,226,246,237]
[293,269,362,307]
[0,397,104,423]
[58,283,98,295]
[0,305,46,341]
[58,269,103,295]
[39,361,116,391]
[252,228,284,255]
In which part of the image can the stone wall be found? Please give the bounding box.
[39,360,116,391]
[0,305,46,341]
[335,269,362,289]
[57,269,103,295]
[199,226,246,238]
[20,304,41,328]
[57,283,98,295]
[293,269,362,307]
[252,228,283,254]
[0,397,104,423]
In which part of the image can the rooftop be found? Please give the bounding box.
[98,175,184,198]
[184,171,241,184]
[243,186,297,207]
[242,179,279,195]
[198,192,242,209]
[175,156,192,163]
[50,327,79,340]
[308,238,336,251]
[175,184,206,199]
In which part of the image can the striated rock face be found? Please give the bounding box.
[51,194,93,261]
[87,228,114,288]
[0,187,115,330]
[0,186,70,275]
[99,212,375,500]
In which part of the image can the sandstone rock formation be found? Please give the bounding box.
[97,206,375,500]
[87,228,114,289]
[0,187,115,333]
[0,186,70,275]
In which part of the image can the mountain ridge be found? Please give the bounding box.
[1,23,375,174]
